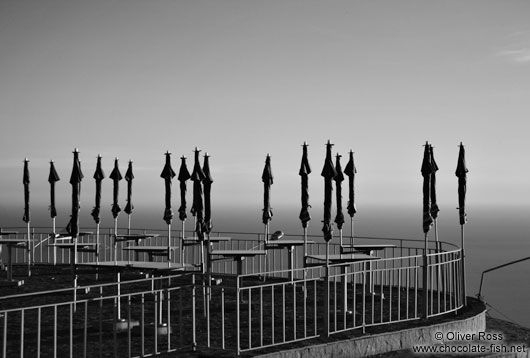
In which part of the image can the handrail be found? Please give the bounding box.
[478,256,530,299]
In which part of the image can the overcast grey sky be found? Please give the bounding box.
[1,0,530,228]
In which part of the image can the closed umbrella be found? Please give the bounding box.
[455,143,468,226]
[321,140,337,243]
[22,158,30,224]
[262,154,273,241]
[22,158,31,275]
[202,153,213,234]
[421,142,434,235]
[178,156,191,222]
[455,142,468,305]
[334,154,345,246]
[161,151,176,261]
[123,160,134,261]
[109,158,122,241]
[48,160,60,266]
[429,145,440,250]
[299,142,311,256]
[91,155,105,225]
[124,160,134,233]
[70,149,83,241]
[91,155,104,268]
[420,142,434,318]
[202,153,214,277]
[343,150,357,248]
[177,155,190,263]
[190,148,206,241]
[48,161,60,229]
[161,152,176,224]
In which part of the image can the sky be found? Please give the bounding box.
[1,0,530,230]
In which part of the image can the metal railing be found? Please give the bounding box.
[1,272,197,358]
[0,227,465,356]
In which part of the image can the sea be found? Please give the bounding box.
[2,203,530,328]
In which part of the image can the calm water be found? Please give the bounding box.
[2,203,530,327]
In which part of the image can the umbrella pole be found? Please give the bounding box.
[27,221,31,277]
[461,224,467,306]
[167,223,171,266]
[114,218,118,265]
[422,232,428,318]
[206,232,212,296]
[52,217,57,266]
[113,218,122,321]
[127,214,131,263]
[180,220,185,264]
[350,217,354,249]
[303,227,307,258]
[264,223,269,274]
[96,222,100,280]
[325,241,330,336]
[302,224,309,293]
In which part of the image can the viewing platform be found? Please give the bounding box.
[0,226,467,358]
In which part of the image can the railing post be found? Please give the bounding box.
[192,274,197,352]
[236,275,241,355]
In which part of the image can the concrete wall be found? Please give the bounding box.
[256,309,486,358]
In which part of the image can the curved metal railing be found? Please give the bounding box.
[0,226,465,356]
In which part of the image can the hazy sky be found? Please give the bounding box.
[1,0,530,229]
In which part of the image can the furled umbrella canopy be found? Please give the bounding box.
[22,158,30,223]
[69,149,84,238]
[109,158,122,219]
[429,145,440,220]
[421,142,434,234]
[190,148,206,240]
[455,142,468,225]
[334,154,345,230]
[262,154,274,225]
[321,140,337,242]
[344,150,357,218]
[161,151,176,225]
[299,142,311,228]
[202,153,213,234]
[91,155,105,224]
[124,161,134,215]
[48,161,60,219]
[177,156,191,222]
